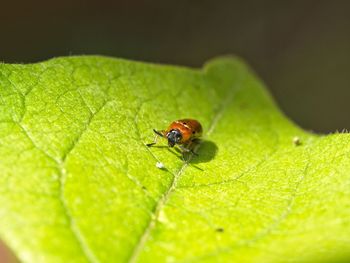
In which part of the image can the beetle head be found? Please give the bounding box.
[167,129,182,147]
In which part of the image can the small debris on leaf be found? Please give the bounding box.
[216,227,224,233]
[156,161,165,169]
[293,136,302,146]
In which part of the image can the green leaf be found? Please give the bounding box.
[0,56,349,263]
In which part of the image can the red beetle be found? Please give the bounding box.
[147,119,203,156]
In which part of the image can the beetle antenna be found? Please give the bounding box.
[147,129,165,147]
[153,129,164,137]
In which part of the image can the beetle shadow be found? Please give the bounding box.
[146,140,218,165]
[169,140,218,164]
[191,140,218,164]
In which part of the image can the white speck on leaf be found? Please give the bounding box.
[156,162,165,169]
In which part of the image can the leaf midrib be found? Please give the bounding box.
[127,80,241,263]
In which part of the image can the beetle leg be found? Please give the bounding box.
[179,145,198,162]
[189,139,200,156]
[177,146,188,162]
[180,141,199,156]
[190,149,199,156]
[179,145,190,153]
[146,129,165,147]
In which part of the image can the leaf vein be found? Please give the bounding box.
[16,121,98,263]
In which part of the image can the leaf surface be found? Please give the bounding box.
[0,56,349,263]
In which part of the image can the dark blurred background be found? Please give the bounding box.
[1,0,350,132]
